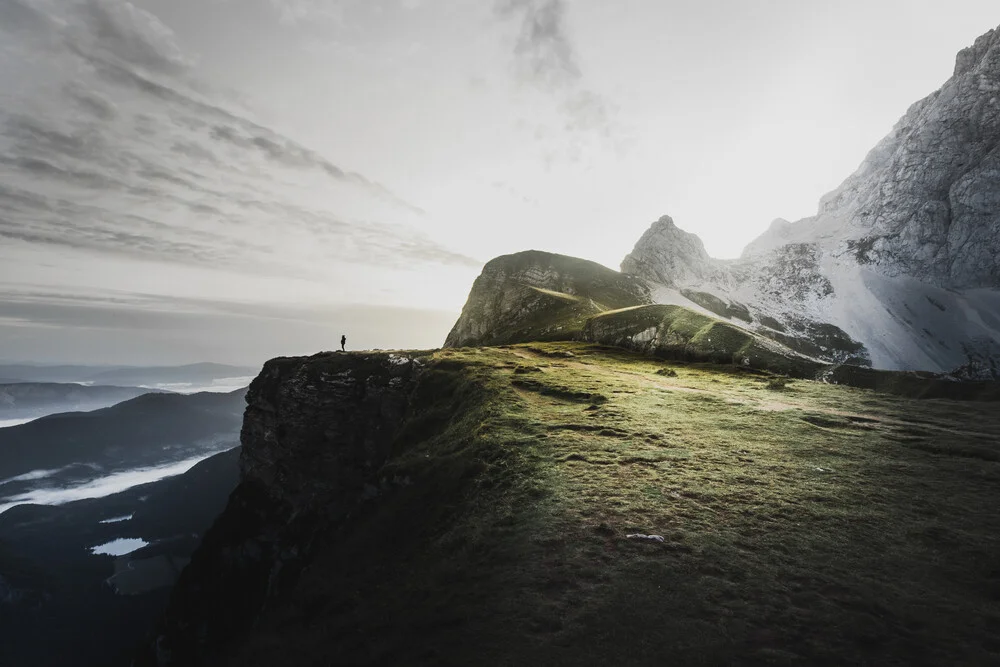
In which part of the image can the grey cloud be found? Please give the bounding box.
[346,174,427,216]
[63,17,426,213]
[4,115,100,162]
[1,0,469,283]
[562,90,616,137]
[210,123,425,214]
[0,288,456,334]
[170,140,218,162]
[0,211,234,268]
[1,155,119,191]
[267,0,350,27]
[0,0,53,33]
[496,0,580,88]
[65,84,119,121]
[0,291,459,365]
[0,183,52,212]
[75,0,191,74]
[0,297,216,332]
[495,0,627,162]
[187,202,223,216]
[211,125,320,170]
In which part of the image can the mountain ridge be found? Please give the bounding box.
[0,388,246,483]
[618,24,1000,375]
[0,382,165,421]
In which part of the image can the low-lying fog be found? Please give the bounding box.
[139,377,255,394]
[0,418,35,429]
[0,452,221,515]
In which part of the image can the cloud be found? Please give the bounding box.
[65,83,119,121]
[0,0,51,32]
[75,0,192,73]
[267,0,349,26]
[496,0,580,88]
[494,0,628,163]
[0,288,463,366]
[0,0,468,283]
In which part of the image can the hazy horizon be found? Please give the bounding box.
[2,0,998,364]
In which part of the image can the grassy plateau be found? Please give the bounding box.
[216,341,1000,667]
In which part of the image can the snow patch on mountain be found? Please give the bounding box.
[621,25,1000,374]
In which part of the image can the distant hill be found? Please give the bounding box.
[0,364,131,383]
[85,363,258,387]
[0,382,162,421]
[0,447,240,667]
[0,362,258,387]
[0,389,247,484]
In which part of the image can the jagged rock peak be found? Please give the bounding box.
[812,23,1000,289]
[954,26,999,77]
[620,215,713,287]
[618,25,1000,374]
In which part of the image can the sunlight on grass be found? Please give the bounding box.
[401,342,1000,664]
[225,341,1000,666]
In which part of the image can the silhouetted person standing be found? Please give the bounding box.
[341,334,346,352]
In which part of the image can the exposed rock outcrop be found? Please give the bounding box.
[445,249,855,377]
[445,250,650,347]
[817,26,1000,288]
[619,215,717,287]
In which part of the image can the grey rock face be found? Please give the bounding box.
[819,26,1000,288]
[735,243,834,303]
[620,25,1000,373]
[620,215,716,287]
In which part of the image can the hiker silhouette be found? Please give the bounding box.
[340,335,346,352]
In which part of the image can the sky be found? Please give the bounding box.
[0,0,997,365]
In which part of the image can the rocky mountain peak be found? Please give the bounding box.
[615,25,1000,374]
[954,26,999,77]
[620,214,714,287]
[811,23,1000,289]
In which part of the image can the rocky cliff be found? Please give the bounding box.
[620,216,719,287]
[814,26,1000,288]
[139,351,427,665]
[621,26,1000,375]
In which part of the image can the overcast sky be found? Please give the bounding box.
[1,0,997,365]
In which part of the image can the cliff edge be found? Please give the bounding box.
[139,343,1000,666]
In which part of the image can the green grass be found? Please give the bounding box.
[216,342,1000,666]
[583,304,827,378]
[444,250,651,348]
